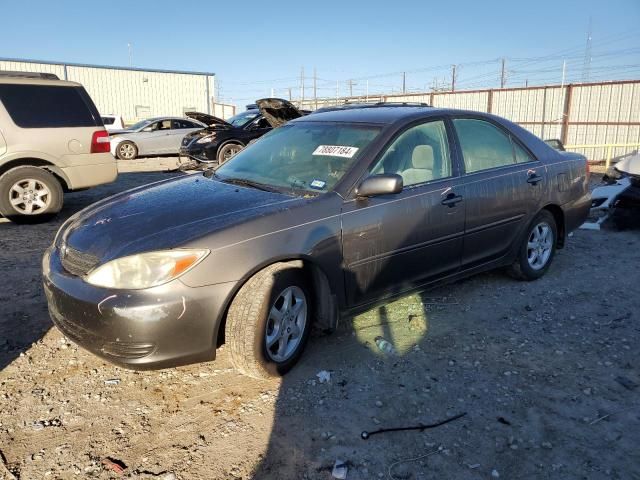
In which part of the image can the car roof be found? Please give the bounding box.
[0,76,83,87]
[297,105,487,125]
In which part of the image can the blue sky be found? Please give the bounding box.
[2,0,639,105]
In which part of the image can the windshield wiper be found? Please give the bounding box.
[218,176,280,192]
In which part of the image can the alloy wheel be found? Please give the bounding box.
[118,143,136,159]
[9,178,51,215]
[527,221,553,270]
[265,286,307,362]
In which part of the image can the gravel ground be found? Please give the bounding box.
[1,172,639,480]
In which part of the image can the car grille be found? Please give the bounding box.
[60,245,100,276]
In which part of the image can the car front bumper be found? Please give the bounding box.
[42,247,236,369]
[179,145,218,163]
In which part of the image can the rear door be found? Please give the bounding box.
[341,118,466,305]
[169,119,203,153]
[451,117,545,267]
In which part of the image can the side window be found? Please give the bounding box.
[173,119,197,129]
[513,141,534,163]
[0,85,99,128]
[453,119,515,173]
[370,120,451,187]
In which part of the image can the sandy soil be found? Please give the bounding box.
[1,172,639,480]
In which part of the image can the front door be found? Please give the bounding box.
[341,119,465,306]
[451,117,546,267]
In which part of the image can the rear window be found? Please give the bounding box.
[0,84,100,128]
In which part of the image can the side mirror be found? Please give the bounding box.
[356,174,403,198]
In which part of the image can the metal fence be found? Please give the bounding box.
[300,80,640,163]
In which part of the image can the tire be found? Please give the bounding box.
[225,262,312,378]
[216,143,243,164]
[116,141,138,160]
[0,166,64,223]
[508,210,557,281]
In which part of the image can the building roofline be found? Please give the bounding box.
[0,56,215,77]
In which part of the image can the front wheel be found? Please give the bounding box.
[116,141,138,160]
[508,210,557,281]
[216,143,243,164]
[0,166,63,223]
[225,262,312,378]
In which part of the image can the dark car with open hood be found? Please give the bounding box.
[43,105,591,378]
[180,98,306,165]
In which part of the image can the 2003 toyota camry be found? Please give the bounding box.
[43,103,591,378]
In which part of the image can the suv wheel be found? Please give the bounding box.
[508,210,557,280]
[0,166,63,223]
[225,262,312,378]
[116,141,138,160]
[217,143,242,164]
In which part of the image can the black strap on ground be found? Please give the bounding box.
[361,412,467,440]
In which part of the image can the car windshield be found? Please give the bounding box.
[128,119,152,131]
[215,122,381,194]
[226,110,260,127]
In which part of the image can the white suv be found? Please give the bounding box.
[0,72,117,222]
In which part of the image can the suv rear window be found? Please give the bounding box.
[0,84,100,128]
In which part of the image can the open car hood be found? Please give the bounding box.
[185,111,232,128]
[255,98,304,128]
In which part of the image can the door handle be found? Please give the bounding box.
[527,173,543,185]
[441,192,463,207]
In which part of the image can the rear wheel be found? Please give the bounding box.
[116,141,138,160]
[225,262,312,378]
[217,143,243,164]
[0,166,63,223]
[508,210,557,280]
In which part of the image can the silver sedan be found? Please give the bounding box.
[110,117,206,160]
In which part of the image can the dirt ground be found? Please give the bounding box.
[1,172,639,480]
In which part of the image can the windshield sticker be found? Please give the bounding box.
[312,145,359,158]
[310,179,327,190]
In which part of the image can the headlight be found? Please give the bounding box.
[85,249,209,289]
[196,134,216,144]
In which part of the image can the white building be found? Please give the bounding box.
[0,57,227,122]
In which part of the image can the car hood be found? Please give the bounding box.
[185,111,232,128]
[61,175,302,262]
[255,98,304,128]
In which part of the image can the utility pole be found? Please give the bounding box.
[402,72,406,94]
[300,67,305,105]
[500,58,506,89]
[582,17,593,83]
[451,65,457,92]
[313,67,317,110]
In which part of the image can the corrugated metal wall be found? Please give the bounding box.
[0,59,215,122]
[301,80,640,162]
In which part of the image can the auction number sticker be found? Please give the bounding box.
[312,145,359,158]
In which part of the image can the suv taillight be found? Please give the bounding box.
[91,130,110,153]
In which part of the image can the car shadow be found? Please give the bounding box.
[0,172,180,371]
[251,226,483,479]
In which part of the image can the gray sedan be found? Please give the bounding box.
[110,117,206,159]
[43,105,591,378]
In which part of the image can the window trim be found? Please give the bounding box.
[449,115,540,176]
